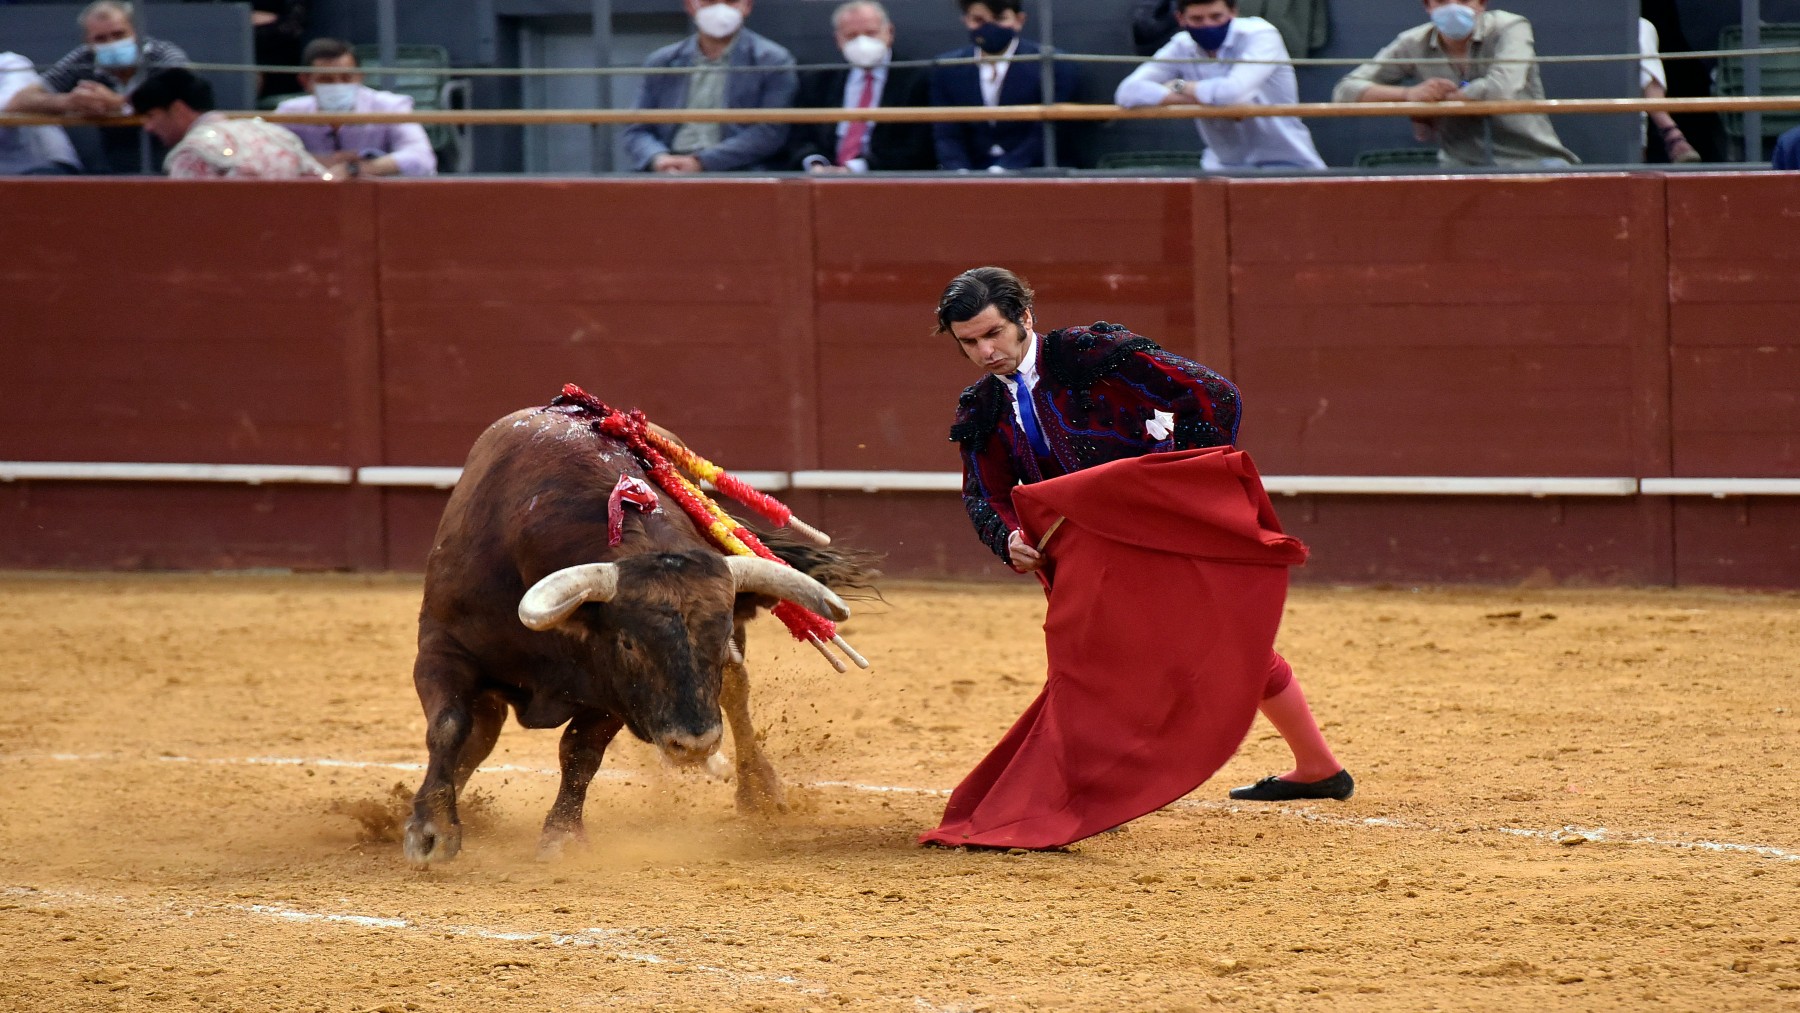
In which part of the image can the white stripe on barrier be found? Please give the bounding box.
[5,463,1799,497]
[8,751,1794,863]
[0,462,352,485]
[1639,477,1800,497]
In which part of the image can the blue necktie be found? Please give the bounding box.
[1008,373,1054,460]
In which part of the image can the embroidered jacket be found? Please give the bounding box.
[950,322,1242,564]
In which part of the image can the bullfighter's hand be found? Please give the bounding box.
[1007,529,1046,573]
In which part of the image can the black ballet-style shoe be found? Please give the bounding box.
[1227,769,1354,802]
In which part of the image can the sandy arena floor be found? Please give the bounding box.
[0,572,1797,1012]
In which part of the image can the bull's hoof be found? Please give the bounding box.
[536,824,588,863]
[734,773,789,816]
[403,817,462,867]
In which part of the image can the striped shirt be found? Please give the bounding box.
[39,36,190,98]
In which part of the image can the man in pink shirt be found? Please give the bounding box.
[274,38,437,177]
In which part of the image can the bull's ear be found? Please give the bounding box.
[519,563,620,630]
[725,556,850,622]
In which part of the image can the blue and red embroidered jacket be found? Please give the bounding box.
[950,322,1242,565]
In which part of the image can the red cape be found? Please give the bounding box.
[920,447,1308,850]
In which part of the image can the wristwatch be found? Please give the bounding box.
[1169,78,1189,96]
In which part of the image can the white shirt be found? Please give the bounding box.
[979,37,1019,108]
[836,61,888,172]
[1114,17,1325,170]
[1638,18,1667,92]
[1003,332,1042,433]
[0,53,80,173]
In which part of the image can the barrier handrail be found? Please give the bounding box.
[7,42,1796,78]
[6,94,1800,130]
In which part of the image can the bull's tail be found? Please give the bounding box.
[758,526,884,602]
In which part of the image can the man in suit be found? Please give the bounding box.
[788,1,934,173]
[622,0,797,173]
[929,0,1079,172]
[941,265,1353,804]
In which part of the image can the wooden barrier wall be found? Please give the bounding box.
[1,175,1796,585]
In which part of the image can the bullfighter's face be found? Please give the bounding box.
[574,552,735,763]
[951,304,1036,377]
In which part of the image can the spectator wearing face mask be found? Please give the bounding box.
[623,0,798,173]
[274,38,437,177]
[929,0,1079,172]
[1115,0,1324,170]
[1332,0,1577,168]
[787,0,934,173]
[2,1,190,173]
[0,52,83,174]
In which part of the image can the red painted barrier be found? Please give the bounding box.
[1,175,1796,585]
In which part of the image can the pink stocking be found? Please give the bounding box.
[1257,674,1343,783]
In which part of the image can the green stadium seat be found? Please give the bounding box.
[1354,147,1441,168]
[1714,24,1800,144]
[1095,150,1201,170]
[353,43,473,173]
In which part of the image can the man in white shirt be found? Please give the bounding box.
[1114,0,1324,170]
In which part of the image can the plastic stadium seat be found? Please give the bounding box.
[1095,150,1200,170]
[1714,24,1800,143]
[1354,147,1441,168]
[353,43,473,173]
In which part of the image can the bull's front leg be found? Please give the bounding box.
[537,712,625,861]
[722,626,787,815]
[404,641,506,867]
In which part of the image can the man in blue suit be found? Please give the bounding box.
[1774,126,1800,171]
[622,0,797,172]
[929,0,1079,171]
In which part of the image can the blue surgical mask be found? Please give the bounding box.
[971,22,1016,55]
[1430,4,1478,42]
[93,37,138,67]
[1187,20,1232,52]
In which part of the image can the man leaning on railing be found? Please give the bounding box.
[275,38,436,178]
[1331,0,1578,169]
[622,0,797,173]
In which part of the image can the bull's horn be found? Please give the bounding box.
[518,563,620,631]
[725,556,851,622]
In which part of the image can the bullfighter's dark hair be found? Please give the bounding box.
[302,37,357,66]
[958,0,1023,16]
[130,68,215,114]
[934,266,1035,335]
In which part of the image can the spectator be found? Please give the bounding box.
[788,1,933,173]
[134,67,327,179]
[0,52,82,174]
[274,38,436,177]
[180,0,308,100]
[2,1,189,173]
[1132,0,1328,61]
[1332,0,1578,169]
[622,0,797,173]
[1775,127,1800,170]
[1115,0,1325,170]
[1638,18,1699,163]
[930,0,1078,172]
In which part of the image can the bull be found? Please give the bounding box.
[404,406,874,866]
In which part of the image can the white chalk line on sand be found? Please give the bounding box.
[0,883,841,1002]
[7,751,1797,863]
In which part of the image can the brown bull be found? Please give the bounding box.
[404,407,872,866]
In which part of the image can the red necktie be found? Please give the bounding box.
[837,70,877,166]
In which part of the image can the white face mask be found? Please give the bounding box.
[841,34,889,69]
[694,3,745,40]
[313,82,359,112]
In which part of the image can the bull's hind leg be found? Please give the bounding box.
[722,634,787,815]
[404,644,488,867]
[537,712,625,861]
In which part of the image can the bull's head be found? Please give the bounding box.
[515,552,849,765]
